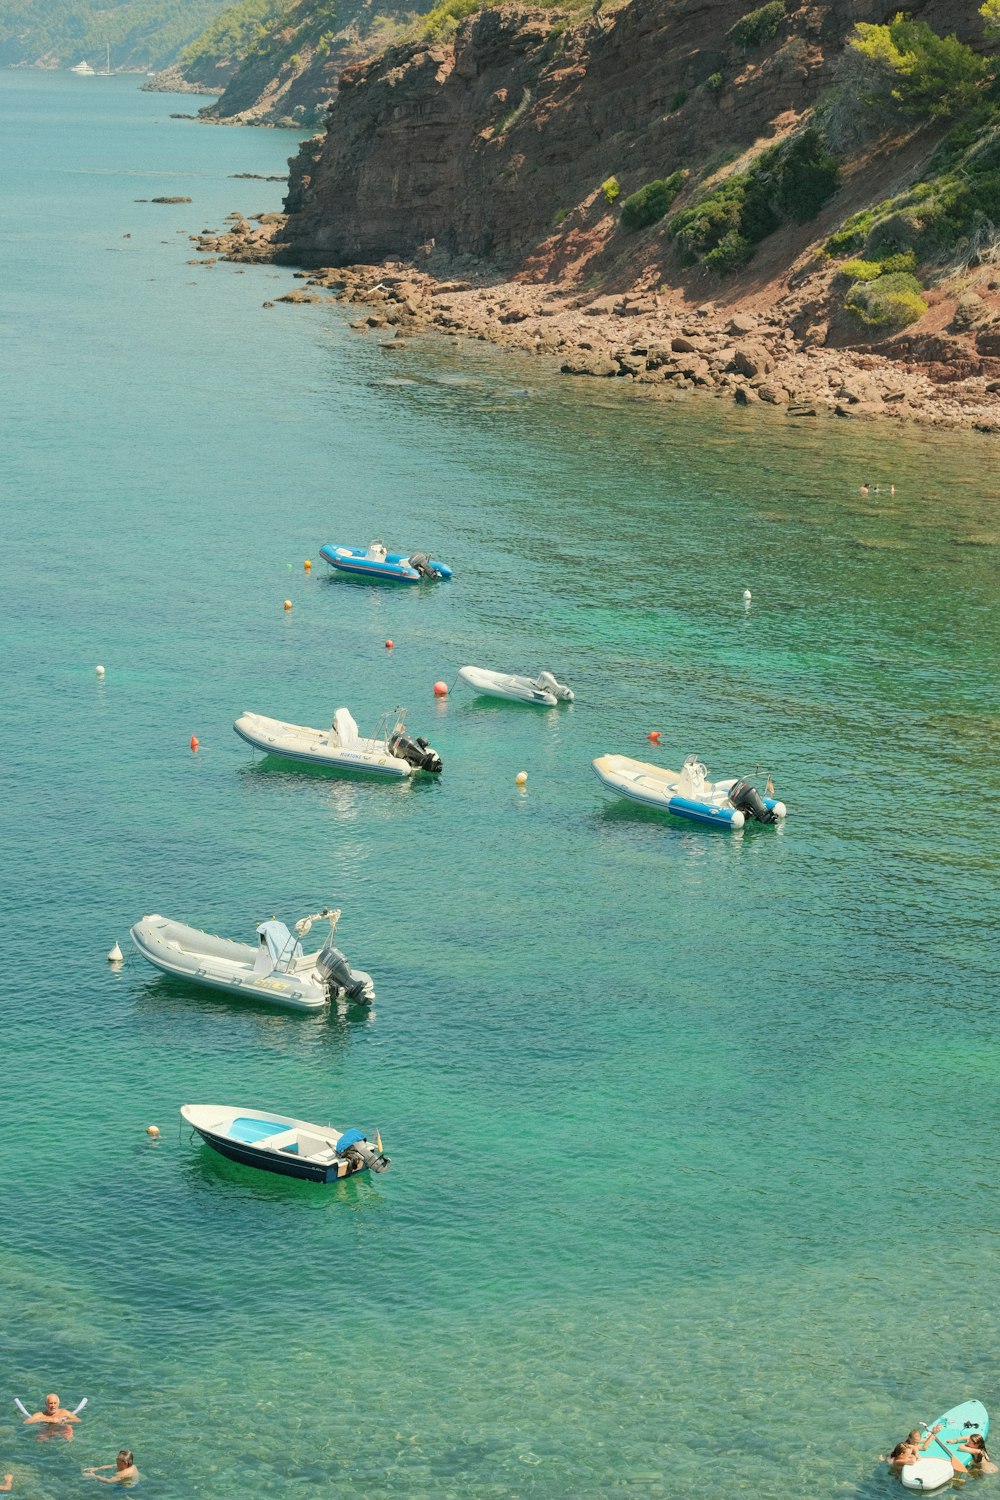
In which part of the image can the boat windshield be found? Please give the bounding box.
[256,920,303,971]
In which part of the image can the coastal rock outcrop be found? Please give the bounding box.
[277,0,989,271]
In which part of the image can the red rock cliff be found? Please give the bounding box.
[278,0,987,273]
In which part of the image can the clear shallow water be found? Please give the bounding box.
[2,70,999,1500]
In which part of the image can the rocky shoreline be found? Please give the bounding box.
[197,216,1000,433]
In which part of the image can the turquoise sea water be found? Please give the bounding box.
[2,70,999,1500]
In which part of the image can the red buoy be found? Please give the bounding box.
[385,639,394,650]
[647,731,661,743]
[433,681,448,697]
[190,735,200,752]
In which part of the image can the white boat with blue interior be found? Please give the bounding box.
[181,1104,390,1182]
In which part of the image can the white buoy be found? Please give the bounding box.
[742,589,752,604]
[107,941,123,962]
[96,664,106,678]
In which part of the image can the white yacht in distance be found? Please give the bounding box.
[70,60,96,74]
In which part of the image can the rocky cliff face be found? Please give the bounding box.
[279,0,988,271]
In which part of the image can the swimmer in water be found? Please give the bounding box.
[944,1432,997,1476]
[23,1395,81,1426]
[23,1395,81,1442]
[886,1429,935,1467]
[0,1474,11,1491]
[83,1451,139,1485]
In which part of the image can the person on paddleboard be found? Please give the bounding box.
[943,1432,997,1476]
[886,1429,935,1467]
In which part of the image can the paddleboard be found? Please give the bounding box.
[901,1399,989,1492]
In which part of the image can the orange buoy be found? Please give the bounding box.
[385,639,394,650]
[647,731,661,743]
[190,735,200,752]
[433,680,448,697]
[304,560,312,571]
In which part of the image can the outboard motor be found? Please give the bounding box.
[408,551,439,580]
[535,670,574,702]
[389,727,443,773]
[345,1138,391,1173]
[728,777,776,824]
[315,943,376,1003]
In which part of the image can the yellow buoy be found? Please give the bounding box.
[146,1125,160,1138]
[516,771,528,786]
[304,560,311,571]
[283,599,293,611]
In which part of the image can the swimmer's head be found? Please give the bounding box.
[45,1395,59,1413]
[117,1451,134,1469]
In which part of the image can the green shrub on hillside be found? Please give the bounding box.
[844,271,928,330]
[181,0,284,75]
[601,176,621,204]
[982,0,1000,41]
[703,230,756,271]
[705,71,725,92]
[729,0,785,50]
[670,128,839,271]
[423,0,480,41]
[835,250,916,279]
[671,175,747,260]
[620,172,686,230]
[848,15,991,119]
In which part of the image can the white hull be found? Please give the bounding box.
[234,710,411,778]
[180,1105,389,1181]
[131,915,329,1011]
[593,755,786,831]
[458,665,573,706]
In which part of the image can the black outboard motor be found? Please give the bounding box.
[315,944,376,1003]
[408,551,439,580]
[345,1139,391,1173]
[389,727,443,773]
[728,777,776,824]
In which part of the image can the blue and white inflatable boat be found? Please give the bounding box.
[319,540,453,583]
[593,754,786,830]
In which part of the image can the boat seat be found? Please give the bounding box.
[333,707,359,747]
[257,1128,300,1153]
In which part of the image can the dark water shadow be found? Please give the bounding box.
[178,1136,391,1210]
[131,971,374,1031]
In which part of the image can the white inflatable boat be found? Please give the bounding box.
[593,754,787,830]
[458,666,574,706]
[234,707,442,776]
[130,908,375,1010]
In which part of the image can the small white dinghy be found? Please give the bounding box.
[181,1104,390,1183]
[130,908,374,1010]
[593,754,787,830]
[458,666,574,706]
[234,707,442,776]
